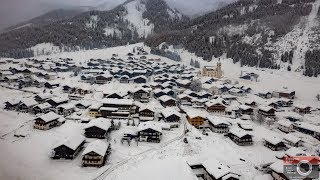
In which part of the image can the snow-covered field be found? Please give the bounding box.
[0,43,319,180]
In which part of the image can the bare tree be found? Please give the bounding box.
[316,94,320,101]
[255,113,265,124]
[190,79,202,92]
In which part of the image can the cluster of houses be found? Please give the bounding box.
[1,46,319,177]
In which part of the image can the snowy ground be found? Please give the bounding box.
[0,43,319,180]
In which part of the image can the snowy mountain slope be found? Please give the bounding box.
[145,0,320,76]
[123,0,155,38]
[0,0,188,59]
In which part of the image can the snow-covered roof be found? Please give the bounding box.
[139,104,155,112]
[269,160,284,174]
[277,119,293,127]
[35,93,54,100]
[161,107,181,118]
[57,103,75,110]
[239,104,253,111]
[186,110,205,119]
[202,158,232,179]
[105,90,128,97]
[50,96,69,103]
[258,106,275,112]
[21,98,38,107]
[35,102,52,109]
[229,128,250,138]
[285,147,305,157]
[207,116,230,126]
[89,102,103,110]
[264,136,283,145]
[294,103,311,109]
[283,134,302,144]
[294,122,320,133]
[82,140,109,156]
[35,112,61,122]
[75,101,92,107]
[158,95,175,102]
[138,122,162,133]
[85,118,112,131]
[53,135,85,151]
[205,98,225,107]
[102,98,133,106]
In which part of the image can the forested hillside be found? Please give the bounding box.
[0,0,187,59]
[146,0,320,76]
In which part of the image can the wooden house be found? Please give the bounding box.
[273,90,295,99]
[154,89,166,98]
[205,98,226,114]
[294,122,320,140]
[100,98,134,119]
[77,84,92,95]
[258,106,276,118]
[283,134,303,147]
[132,88,151,103]
[162,88,175,97]
[18,98,38,113]
[32,102,52,114]
[34,94,53,103]
[62,85,76,93]
[191,98,207,109]
[258,91,273,99]
[207,116,230,133]
[4,99,20,110]
[105,91,128,99]
[84,118,112,139]
[176,79,191,89]
[139,106,155,121]
[88,103,102,118]
[75,101,91,110]
[137,122,162,143]
[294,104,311,114]
[277,119,294,133]
[228,128,253,146]
[51,135,85,159]
[82,140,111,167]
[47,97,69,107]
[44,81,60,89]
[159,95,176,107]
[187,158,240,180]
[263,136,286,151]
[269,161,289,180]
[95,74,112,84]
[133,76,147,84]
[197,91,213,99]
[57,103,75,116]
[239,105,254,115]
[177,94,192,106]
[186,111,205,128]
[4,75,20,83]
[244,100,257,107]
[119,75,130,83]
[161,107,181,122]
[34,112,62,130]
[229,88,245,96]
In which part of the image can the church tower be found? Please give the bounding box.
[215,59,223,78]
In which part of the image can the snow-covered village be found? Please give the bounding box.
[0,43,319,180]
[1,0,320,180]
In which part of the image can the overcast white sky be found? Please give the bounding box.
[0,0,235,31]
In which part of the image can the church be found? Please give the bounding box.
[202,61,223,78]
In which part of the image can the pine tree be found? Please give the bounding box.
[190,59,194,66]
[287,65,291,71]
